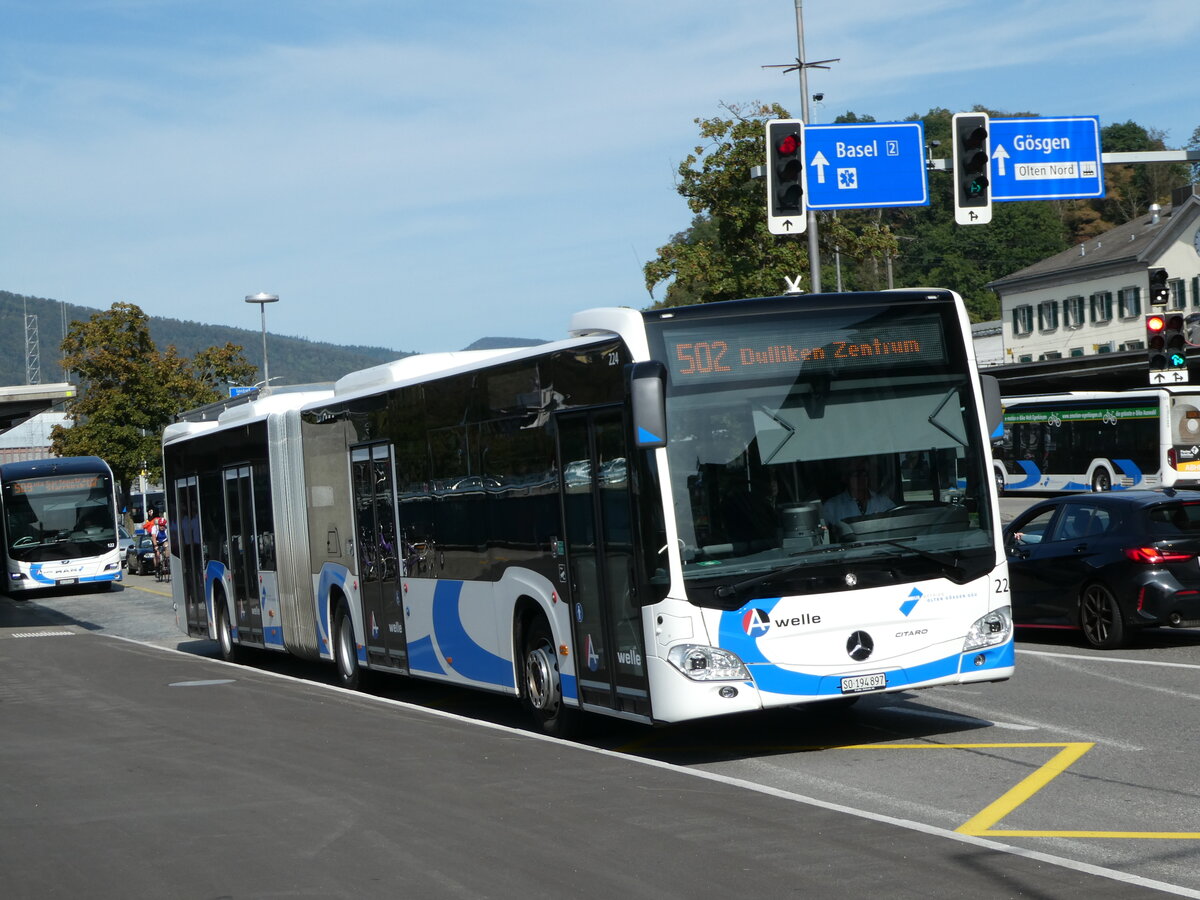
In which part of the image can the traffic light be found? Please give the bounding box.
[1147,313,1188,373]
[1147,313,1168,369]
[952,112,992,225]
[1149,268,1170,306]
[765,119,807,235]
[1164,314,1188,372]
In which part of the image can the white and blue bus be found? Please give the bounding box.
[163,290,1013,734]
[993,388,1200,494]
[0,456,123,593]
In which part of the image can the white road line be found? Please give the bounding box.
[104,632,1200,899]
[878,704,1039,731]
[1019,648,1200,670]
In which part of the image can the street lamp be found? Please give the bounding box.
[244,292,279,387]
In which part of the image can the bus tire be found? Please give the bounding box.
[217,596,240,663]
[1079,581,1126,650]
[520,615,579,738]
[1091,468,1112,492]
[334,604,362,690]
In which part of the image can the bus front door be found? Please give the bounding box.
[223,466,262,646]
[172,476,206,636]
[557,409,650,720]
[351,444,407,671]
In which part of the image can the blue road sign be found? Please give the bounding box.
[229,386,256,398]
[989,116,1104,201]
[804,122,929,210]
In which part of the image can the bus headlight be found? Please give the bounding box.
[667,644,750,681]
[963,606,1013,652]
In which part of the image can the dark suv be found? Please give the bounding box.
[1004,489,1200,649]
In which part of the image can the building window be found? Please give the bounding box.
[1018,354,1034,363]
[1037,300,1059,331]
[1169,279,1186,310]
[1191,276,1200,309]
[1012,305,1034,336]
[1039,351,1063,360]
[1121,340,1145,351]
[1118,286,1141,318]
[1090,291,1113,323]
[1095,341,1114,354]
[1064,295,1085,328]
[1070,347,1085,357]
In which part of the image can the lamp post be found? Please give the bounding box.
[244,292,279,387]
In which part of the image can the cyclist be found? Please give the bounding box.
[145,509,168,579]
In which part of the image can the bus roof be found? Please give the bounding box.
[0,455,111,480]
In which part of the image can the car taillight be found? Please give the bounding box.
[1124,547,1195,564]
[1168,447,1177,470]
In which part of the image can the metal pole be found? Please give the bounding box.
[245,293,279,387]
[794,0,821,292]
[259,305,269,385]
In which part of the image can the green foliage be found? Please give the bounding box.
[644,102,899,306]
[49,302,256,495]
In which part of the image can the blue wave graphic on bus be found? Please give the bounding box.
[26,563,117,585]
[317,564,359,661]
[1007,458,1143,491]
[430,580,515,688]
[716,603,1013,696]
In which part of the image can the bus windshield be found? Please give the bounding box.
[3,473,117,562]
[651,301,996,606]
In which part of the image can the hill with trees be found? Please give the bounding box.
[0,290,417,388]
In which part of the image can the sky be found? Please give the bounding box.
[3,0,1198,358]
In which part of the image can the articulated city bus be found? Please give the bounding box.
[163,291,1013,733]
[994,388,1200,493]
[0,456,122,593]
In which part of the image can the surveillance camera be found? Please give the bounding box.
[812,92,824,102]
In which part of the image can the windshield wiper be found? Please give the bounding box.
[711,544,849,600]
[711,539,966,601]
[866,538,962,573]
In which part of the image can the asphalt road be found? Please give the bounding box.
[5,566,1200,898]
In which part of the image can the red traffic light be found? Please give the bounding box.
[776,134,800,155]
[1147,315,1167,332]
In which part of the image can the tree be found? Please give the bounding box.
[50,302,255,499]
[643,102,897,305]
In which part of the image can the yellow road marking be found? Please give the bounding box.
[617,738,1200,840]
[844,741,1200,839]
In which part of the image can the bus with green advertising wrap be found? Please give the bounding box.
[163,290,1012,735]
[993,388,1200,494]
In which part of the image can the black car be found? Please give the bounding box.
[125,534,157,575]
[1004,489,1200,649]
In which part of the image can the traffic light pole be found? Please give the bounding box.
[793,0,821,293]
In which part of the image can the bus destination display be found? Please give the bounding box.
[9,475,103,496]
[663,314,947,385]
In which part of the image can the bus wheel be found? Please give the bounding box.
[334,605,362,690]
[521,617,578,738]
[217,598,239,663]
[1079,582,1126,650]
[994,468,1006,495]
[1091,468,1112,492]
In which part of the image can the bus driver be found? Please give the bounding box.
[822,457,894,538]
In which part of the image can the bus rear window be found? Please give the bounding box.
[1147,502,1200,535]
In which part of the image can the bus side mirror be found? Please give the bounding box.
[979,374,1002,439]
[629,362,667,449]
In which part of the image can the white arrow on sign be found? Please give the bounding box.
[992,144,1009,177]
[810,150,830,184]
